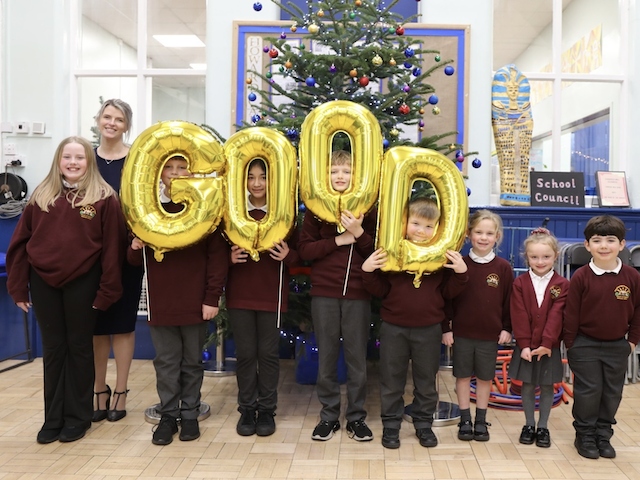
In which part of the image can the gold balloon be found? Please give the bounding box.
[223,127,298,261]
[121,121,226,261]
[298,100,382,225]
[377,146,468,286]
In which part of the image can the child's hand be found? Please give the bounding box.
[16,301,31,313]
[268,240,289,261]
[498,330,512,345]
[531,346,551,359]
[231,245,248,264]
[442,331,454,346]
[335,231,356,246]
[341,210,364,238]
[131,237,145,250]
[520,347,532,362]
[362,248,387,272]
[630,341,637,353]
[202,304,219,321]
[443,250,467,273]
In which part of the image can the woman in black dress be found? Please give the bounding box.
[92,99,144,422]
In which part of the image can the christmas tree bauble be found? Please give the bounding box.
[305,77,316,87]
[308,23,319,34]
[432,106,441,115]
[372,54,383,67]
[253,2,262,11]
[269,48,278,58]
[428,94,438,105]
[396,26,405,35]
[248,92,257,101]
[444,65,455,76]
[398,104,410,115]
[472,158,482,169]
[389,58,396,66]
[359,76,370,87]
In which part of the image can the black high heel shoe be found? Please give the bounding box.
[92,385,111,422]
[107,389,129,422]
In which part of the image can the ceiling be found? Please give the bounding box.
[81,0,572,75]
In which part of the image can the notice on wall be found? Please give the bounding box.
[530,172,585,207]
[595,171,630,207]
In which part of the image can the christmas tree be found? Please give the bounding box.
[243,0,466,156]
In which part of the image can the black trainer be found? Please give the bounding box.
[346,419,373,441]
[256,411,276,437]
[311,420,340,441]
[416,428,438,447]
[236,408,256,436]
[179,418,200,441]
[152,414,178,445]
[457,419,474,441]
[381,427,400,449]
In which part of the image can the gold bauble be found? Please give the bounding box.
[285,60,293,69]
[290,24,297,32]
[390,128,399,137]
[389,58,396,66]
[419,108,425,114]
[432,106,441,115]
[317,9,324,17]
[371,54,383,67]
[308,23,319,34]
[245,78,252,85]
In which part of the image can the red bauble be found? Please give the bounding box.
[398,103,410,115]
[396,26,405,36]
[268,48,279,58]
[359,76,370,87]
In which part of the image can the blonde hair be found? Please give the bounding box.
[408,197,440,221]
[331,150,351,166]
[468,209,504,246]
[522,227,560,266]
[95,98,133,142]
[29,136,115,212]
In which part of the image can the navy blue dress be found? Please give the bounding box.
[94,150,144,335]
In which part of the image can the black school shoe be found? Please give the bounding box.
[236,408,256,436]
[59,423,90,443]
[519,425,536,445]
[152,414,179,445]
[574,435,599,459]
[179,418,200,441]
[381,427,400,449]
[37,427,62,444]
[535,428,551,448]
[256,411,276,437]
[597,437,616,458]
[473,421,491,442]
[457,419,474,441]
[416,428,438,447]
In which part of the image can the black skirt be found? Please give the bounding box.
[94,261,144,335]
[508,346,563,386]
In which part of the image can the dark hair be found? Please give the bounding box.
[583,215,627,241]
[248,158,266,173]
[408,197,440,221]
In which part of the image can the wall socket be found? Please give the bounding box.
[16,122,29,134]
[3,143,16,155]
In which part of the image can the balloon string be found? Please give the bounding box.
[142,245,151,322]
[276,260,284,329]
[343,244,354,297]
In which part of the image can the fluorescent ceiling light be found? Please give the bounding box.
[153,35,205,47]
[190,63,207,70]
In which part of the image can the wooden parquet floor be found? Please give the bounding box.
[2,358,640,479]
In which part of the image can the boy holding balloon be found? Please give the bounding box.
[128,157,228,446]
[361,197,468,449]
[298,150,377,442]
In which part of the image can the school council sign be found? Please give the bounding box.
[530,172,585,207]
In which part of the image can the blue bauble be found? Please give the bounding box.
[428,94,439,105]
[472,158,482,168]
[466,187,471,196]
[248,92,257,101]
[403,61,412,69]
[383,138,390,148]
[202,350,211,361]
[253,2,263,11]
[444,65,455,76]
[286,128,299,139]
[299,202,306,212]
[412,67,422,77]
[251,114,261,123]
[305,77,316,87]
[404,47,414,58]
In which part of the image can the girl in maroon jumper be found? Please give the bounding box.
[226,158,299,437]
[443,209,513,442]
[509,228,569,448]
[6,136,125,444]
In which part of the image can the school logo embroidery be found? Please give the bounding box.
[486,273,499,288]
[614,285,631,301]
[550,285,561,299]
[79,205,96,220]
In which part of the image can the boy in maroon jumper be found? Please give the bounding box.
[129,157,228,446]
[362,197,468,449]
[298,150,376,442]
[564,215,640,459]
